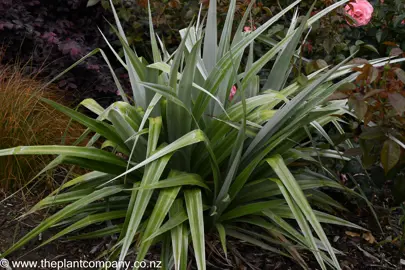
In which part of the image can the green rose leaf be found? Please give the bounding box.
[348,96,368,121]
[388,92,405,116]
[381,139,401,174]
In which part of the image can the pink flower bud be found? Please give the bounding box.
[243,26,256,33]
[229,85,237,101]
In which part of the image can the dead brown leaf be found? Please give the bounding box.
[362,231,376,244]
[345,231,361,237]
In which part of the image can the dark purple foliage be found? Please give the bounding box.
[0,0,120,103]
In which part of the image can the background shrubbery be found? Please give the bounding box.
[0,0,276,102]
[279,0,405,62]
[0,0,117,102]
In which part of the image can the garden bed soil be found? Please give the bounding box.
[0,186,404,270]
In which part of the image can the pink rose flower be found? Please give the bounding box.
[345,0,374,27]
[243,26,256,33]
[229,85,237,101]
[402,20,405,25]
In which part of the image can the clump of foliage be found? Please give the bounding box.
[88,0,274,53]
[265,0,351,63]
[0,0,118,98]
[347,0,405,55]
[274,0,405,63]
[1,0,396,269]
[0,63,85,191]
[89,0,201,52]
[336,58,405,202]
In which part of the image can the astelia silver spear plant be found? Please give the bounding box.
[1,0,402,269]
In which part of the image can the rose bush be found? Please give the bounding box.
[275,0,405,63]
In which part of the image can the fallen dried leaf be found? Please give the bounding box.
[345,231,361,237]
[362,232,376,244]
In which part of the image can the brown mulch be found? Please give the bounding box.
[0,191,101,270]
